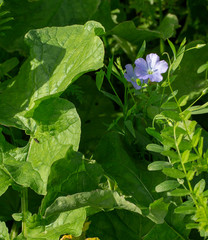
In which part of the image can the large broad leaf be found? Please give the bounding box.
[40,148,104,214]
[88,210,154,240]
[0,98,81,195]
[88,208,189,240]
[26,208,86,239]
[172,42,208,100]
[45,189,142,217]
[94,132,164,208]
[0,21,104,131]
[0,0,101,53]
[0,221,10,240]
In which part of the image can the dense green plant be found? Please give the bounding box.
[0,0,208,240]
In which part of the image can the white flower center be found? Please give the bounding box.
[147,69,154,75]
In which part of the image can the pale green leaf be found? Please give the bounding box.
[0,221,9,240]
[27,209,86,239]
[146,144,164,153]
[155,180,180,192]
[167,188,190,197]
[0,21,104,130]
[45,189,142,217]
[162,168,185,179]
[148,161,171,171]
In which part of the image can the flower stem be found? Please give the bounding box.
[21,188,28,239]
[10,221,19,240]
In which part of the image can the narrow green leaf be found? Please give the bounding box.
[178,95,189,107]
[174,206,196,215]
[155,180,180,192]
[162,168,185,179]
[106,57,114,80]
[197,63,208,74]
[194,179,205,195]
[96,69,105,91]
[148,161,171,171]
[172,46,185,71]
[146,144,164,153]
[167,39,177,60]
[192,128,202,147]
[124,120,136,138]
[167,188,190,196]
[136,40,146,59]
[101,90,123,107]
[198,137,203,156]
[181,150,190,163]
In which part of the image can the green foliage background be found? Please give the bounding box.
[0,0,208,240]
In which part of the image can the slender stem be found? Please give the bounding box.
[107,77,123,107]
[173,125,197,205]
[21,188,28,239]
[10,222,19,240]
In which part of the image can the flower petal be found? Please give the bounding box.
[125,64,134,76]
[149,72,163,82]
[124,64,134,82]
[134,58,149,79]
[155,60,168,74]
[131,80,141,90]
[146,53,160,69]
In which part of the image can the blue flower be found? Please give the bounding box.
[124,64,148,90]
[135,53,168,82]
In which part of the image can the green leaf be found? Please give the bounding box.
[45,189,142,217]
[136,40,146,59]
[40,148,104,214]
[0,0,102,52]
[146,144,164,153]
[146,127,162,142]
[172,42,208,99]
[148,198,169,224]
[157,14,179,39]
[124,120,136,138]
[181,150,190,163]
[194,179,206,195]
[197,62,208,74]
[148,161,171,171]
[27,209,86,239]
[94,132,165,208]
[101,90,123,107]
[0,21,104,130]
[111,21,162,45]
[155,180,180,192]
[96,69,105,91]
[174,206,196,215]
[178,95,189,107]
[161,101,178,110]
[172,46,186,72]
[27,98,81,194]
[0,57,19,77]
[167,188,190,197]
[167,39,177,60]
[88,210,154,240]
[162,168,185,179]
[0,221,9,240]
